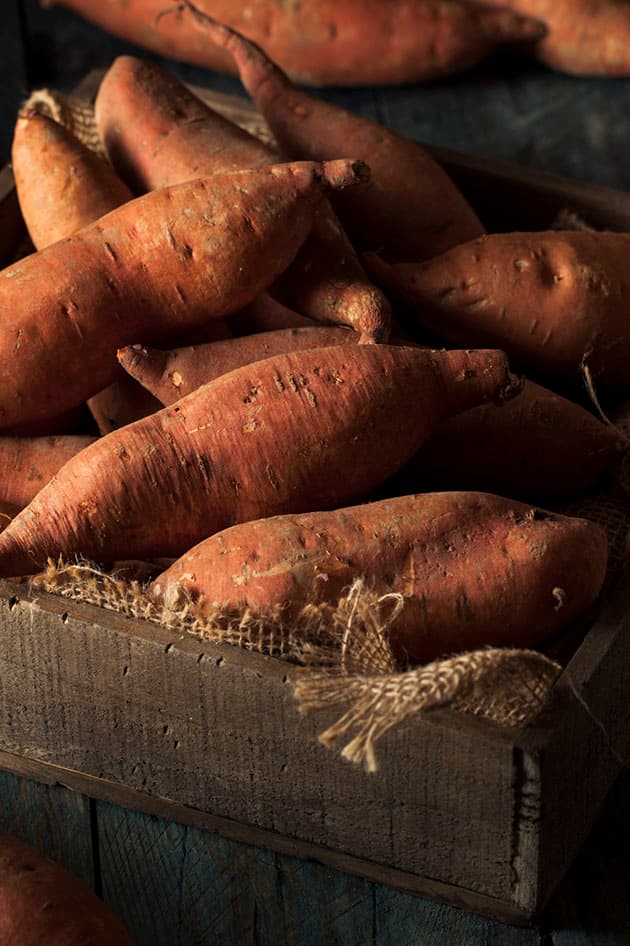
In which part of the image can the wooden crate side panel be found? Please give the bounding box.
[96,799,542,946]
[0,585,521,906]
[526,601,630,909]
[0,768,94,887]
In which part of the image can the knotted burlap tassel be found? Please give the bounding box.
[293,582,560,772]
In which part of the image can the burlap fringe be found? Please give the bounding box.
[31,560,561,771]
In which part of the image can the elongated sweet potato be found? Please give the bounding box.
[0,345,516,577]
[479,0,630,75]
[0,828,135,945]
[0,159,365,430]
[0,435,97,508]
[364,231,630,390]
[42,0,545,86]
[118,326,359,404]
[10,107,161,433]
[382,379,625,501]
[151,491,608,664]
[12,109,133,248]
[182,13,485,261]
[94,55,390,341]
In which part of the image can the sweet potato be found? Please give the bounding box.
[43,0,545,86]
[0,159,365,431]
[382,379,625,501]
[183,13,485,261]
[0,827,135,945]
[0,435,97,508]
[11,109,133,249]
[364,231,630,390]
[479,0,630,75]
[10,107,160,433]
[117,326,359,404]
[0,345,516,577]
[94,55,390,341]
[229,294,315,335]
[151,491,608,664]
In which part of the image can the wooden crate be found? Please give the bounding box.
[0,83,629,927]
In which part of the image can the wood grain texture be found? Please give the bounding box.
[96,801,543,946]
[0,768,94,886]
[0,581,525,916]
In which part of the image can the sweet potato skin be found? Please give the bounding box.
[0,827,135,945]
[229,294,315,335]
[383,379,625,501]
[0,345,515,576]
[151,492,608,664]
[95,55,391,341]
[0,160,361,430]
[44,0,545,86]
[118,326,359,404]
[194,17,485,261]
[10,107,158,433]
[11,110,134,249]
[365,232,630,389]
[480,0,630,75]
[0,435,97,508]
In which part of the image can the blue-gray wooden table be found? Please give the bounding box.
[1,2,629,943]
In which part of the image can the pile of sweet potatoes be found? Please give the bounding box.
[1,33,626,667]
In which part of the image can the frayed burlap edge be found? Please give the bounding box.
[30,560,560,772]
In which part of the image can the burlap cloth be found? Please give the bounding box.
[20,89,630,771]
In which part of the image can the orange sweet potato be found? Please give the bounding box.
[364,231,630,390]
[12,109,133,249]
[94,55,390,341]
[0,435,97,508]
[0,159,365,430]
[10,107,160,433]
[0,345,516,576]
[43,0,545,87]
[480,0,630,75]
[117,326,359,404]
[151,491,608,664]
[382,379,625,501]
[183,13,485,261]
[229,294,315,335]
[0,828,135,945]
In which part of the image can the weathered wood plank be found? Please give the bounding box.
[97,801,543,946]
[0,582,524,920]
[0,768,95,887]
[544,770,630,945]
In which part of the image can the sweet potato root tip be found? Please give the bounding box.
[321,159,370,189]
